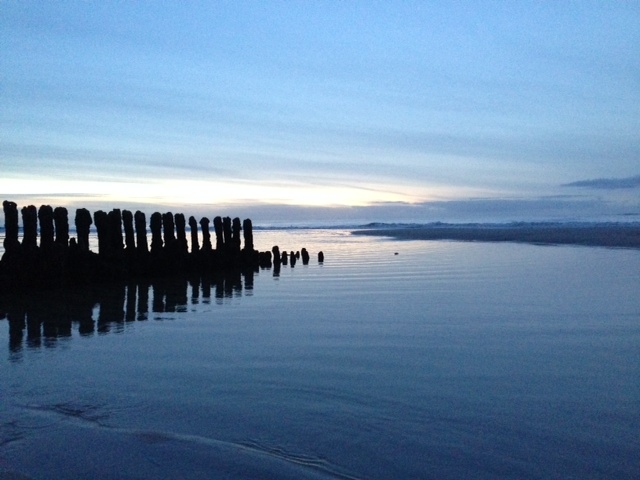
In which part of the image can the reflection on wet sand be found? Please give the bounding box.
[0,271,255,360]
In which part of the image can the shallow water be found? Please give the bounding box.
[1,230,639,479]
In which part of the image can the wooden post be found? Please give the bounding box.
[188,216,199,253]
[75,208,92,252]
[134,211,149,253]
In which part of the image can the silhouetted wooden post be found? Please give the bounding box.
[223,217,232,248]
[232,217,242,252]
[188,216,199,253]
[2,200,20,253]
[122,210,135,250]
[94,210,109,255]
[281,250,288,265]
[38,205,54,250]
[53,207,69,248]
[162,212,176,250]
[75,208,92,252]
[301,248,310,265]
[213,216,223,250]
[150,212,163,253]
[107,209,123,253]
[134,211,148,253]
[290,251,296,267]
[21,205,38,251]
[200,217,212,251]
[272,246,281,264]
[242,219,254,251]
[175,213,188,254]
[318,251,324,263]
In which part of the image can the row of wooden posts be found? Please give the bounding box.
[2,200,254,256]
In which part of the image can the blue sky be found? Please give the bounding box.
[1,1,639,224]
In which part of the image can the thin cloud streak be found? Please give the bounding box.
[563,175,640,190]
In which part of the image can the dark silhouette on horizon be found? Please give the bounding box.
[1,200,323,292]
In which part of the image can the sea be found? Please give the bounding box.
[1,228,639,479]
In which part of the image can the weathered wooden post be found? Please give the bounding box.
[175,213,188,254]
[150,212,163,253]
[301,248,310,265]
[75,208,92,252]
[200,217,212,251]
[188,216,199,253]
[2,200,20,253]
[272,246,280,264]
[318,251,324,263]
[38,205,55,250]
[93,210,109,255]
[213,216,223,250]
[162,212,176,250]
[243,219,254,251]
[232,217,242,252]
[21,205,38,251]
[53,206,69,248]
[290,251,297,267]
[223,217,232,248]
[281,250,288,265]
[107,209,123,252]
[122,210,135,250]
[134,211,148,253]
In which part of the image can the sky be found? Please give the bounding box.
[1,1,639,225]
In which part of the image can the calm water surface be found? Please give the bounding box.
[1,230,639,479]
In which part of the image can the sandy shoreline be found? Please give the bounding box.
[352,224,640,248]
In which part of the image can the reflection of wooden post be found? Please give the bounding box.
[243,219,254,251]
[213,216,223,250]
[94,210,108,255]
[188,216,199,253]
[200,217,212,251]
[122,210,135,250]
[2,200,19,253]
[175,213,187,254]
[21,205,38,251]
[38,205,55,250]
[150,213,163,253]
[75,208,92,252]
[134,211,148,253]
[53,206,69,248]
[232,217,242,252]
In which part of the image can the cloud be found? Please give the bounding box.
[562,175,640,189]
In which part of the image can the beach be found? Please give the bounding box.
[352,223,640,248]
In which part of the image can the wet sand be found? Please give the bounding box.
[352,223,640,248]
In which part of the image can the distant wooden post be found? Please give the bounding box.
[122,210,135,250]
[232,217,242,252]
[53,207,69,248]
[200,217,212,251]
[301,248,309,265]
[107,209,123,252]
[213,216,223,250]
[2,200,20,253]
[21,205,38,251]
[175,213,188,254]
[188,216,199,253]
[134,211,148,253]
[150,212,163,253]
[243,219,254,251]
[75,208,92,252]
[93,210,108,255]
[162,212,176,250]
[38,205,55,250]
[222,217,232,248]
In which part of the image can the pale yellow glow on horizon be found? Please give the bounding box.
[0,177,493,209]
